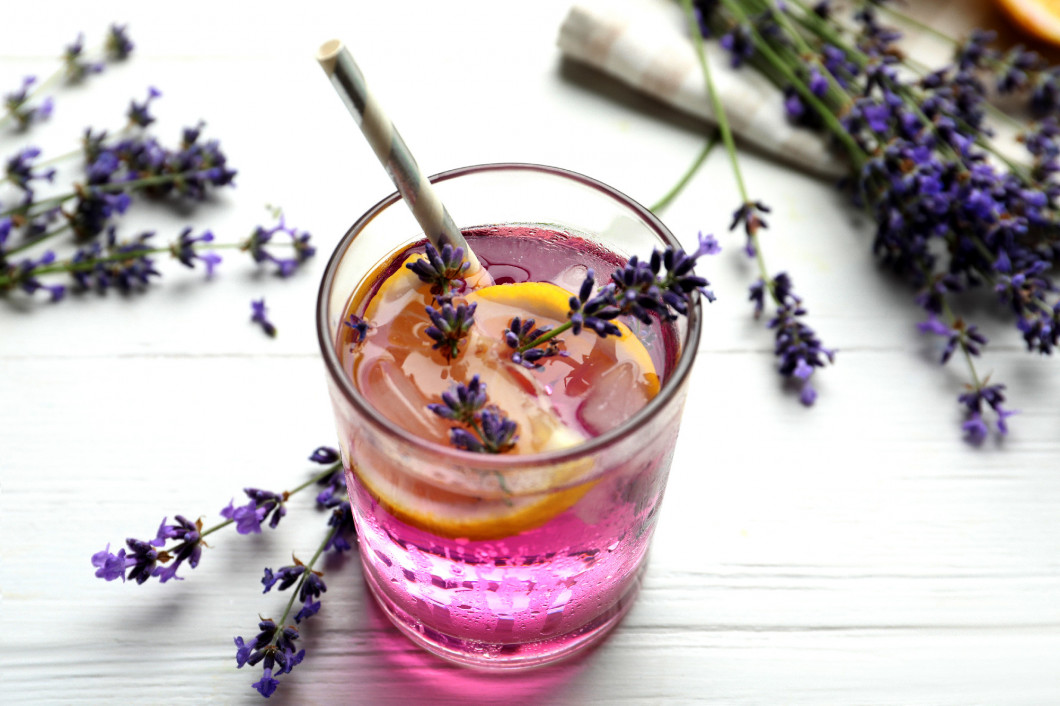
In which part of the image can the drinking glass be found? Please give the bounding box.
[317,163,701,668]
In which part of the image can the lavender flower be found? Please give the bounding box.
[169,226,221,276]
[429,376,519,454]
[65,186,131,239]
[234,619,305,698]
[406,241,469,300]
[243,213,314,277]
[251,298,277,337]
[762,273,834,406]
[958,383,1017,443]
[427,375,488,424]
[424,301,476,359]
[92,515,204,584]
[62,33,105,83]
[505,316,560,369]
[221,498,268,535]
[105,23,134,60]
[5,147,56,205]
[127,86,161,128]
[720,25,755,68]
[3,76,54,130]
[568,269,622,337]
[342,314,370,343]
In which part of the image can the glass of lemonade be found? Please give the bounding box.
[317,163,702,668]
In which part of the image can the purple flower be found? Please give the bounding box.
[429,377,520,454]
[169,227,221,276]
[428,376,488,424]
[242,487,286,529]
[91,544,128,582]
[5,147,56,205]
[252,668,280,698]
[66,187,132,239]
[262,565,305,594]
[342,314,370,343]
[105,24,135,61]
[729,201,771,256]
[251,298,276,337]
[150,515,203,583]
[424,301,476,359]
[406,241,469,300]
[127,86,161,128]
[62,33,105,83]
[4,76,53,129]
[720,24,754,68]
[295,599,321,623]
[322,504,355,554]
[221,498,267,535]
[243,213,313,277]
[505,315,560,369]
[958,383,1017,443]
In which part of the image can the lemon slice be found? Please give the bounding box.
[996,0,1060,46]
[347,255,660,540]
[465,281,661,399]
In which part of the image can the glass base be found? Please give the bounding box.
[360,554,645,670]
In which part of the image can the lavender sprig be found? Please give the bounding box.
[1,217,312,301]
[512,234,718,362]
[236,469,355,699]
[428,376,519,453]
[690,0,1060,437]
[680,0,835,406]
[242,210,313,276]
[91,448,346,585]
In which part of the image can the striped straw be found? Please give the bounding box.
[316,39,484,275]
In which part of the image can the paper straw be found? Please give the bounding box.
[316,39,484,275]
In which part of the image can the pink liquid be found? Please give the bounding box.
[339,228,681,667]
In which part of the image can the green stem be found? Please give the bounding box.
[650,131,720,213]
[680,0,750,199]
[6,223,72,257]
[680,0,786,301]
[0,240,291,288]
[270,521,337,631]
[0,169,220,221]
[516,320,574,354]
[939,301,983,390]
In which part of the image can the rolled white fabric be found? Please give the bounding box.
[557,0,847,179]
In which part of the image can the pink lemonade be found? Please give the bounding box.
[332,227,687,667]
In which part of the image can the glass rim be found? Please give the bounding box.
[316,162,702,470]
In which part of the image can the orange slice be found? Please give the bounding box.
[347,254,660,540]
[995,0,1060,46]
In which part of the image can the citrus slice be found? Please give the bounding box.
[995,0,1060,46]
[346,254,661,540]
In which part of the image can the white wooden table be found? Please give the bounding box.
[3,2,1059,703]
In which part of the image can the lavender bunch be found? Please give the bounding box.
[0,212,314,303]
[93,446,356,699]
[682,0,1060,440]
[510,232,719,365]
